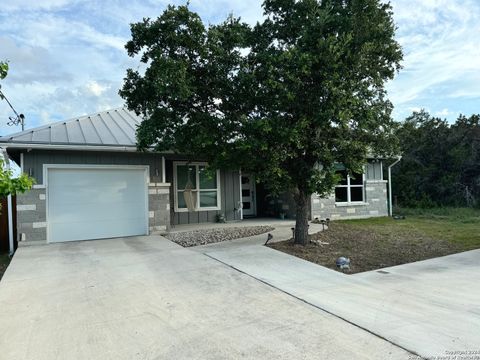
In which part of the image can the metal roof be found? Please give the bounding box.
[0,108,142,148]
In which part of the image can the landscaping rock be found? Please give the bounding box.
[167,226,274,247]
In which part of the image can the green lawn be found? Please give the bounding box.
[269,207,480,273]
[345,207,480,249]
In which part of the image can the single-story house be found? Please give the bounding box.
[0,108,391,245]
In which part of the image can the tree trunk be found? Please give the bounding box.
[294,190,310,245]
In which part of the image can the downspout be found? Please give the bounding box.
[238,169,243,220]
[387,156,402,216]
[161,156,166,183]
[1,147,15,256]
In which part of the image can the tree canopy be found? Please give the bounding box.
[120,0,403,244]
[393,110,480,208]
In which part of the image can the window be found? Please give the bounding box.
[174,162,221,211]
[335,170,365,203]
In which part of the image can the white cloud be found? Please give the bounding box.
[1,0,479,134]
[86,81,109,97]
[409,107,425,114]
[387,0,480,120]
[435,108,450,117]
[2,0,81,12]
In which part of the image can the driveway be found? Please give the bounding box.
[0,236,409,360]
[203,241,480,359]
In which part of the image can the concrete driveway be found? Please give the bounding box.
[0,236,410,360]
[204,241,480,359]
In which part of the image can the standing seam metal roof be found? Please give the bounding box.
[0,108,142,147]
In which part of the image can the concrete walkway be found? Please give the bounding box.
[202,238,480,359]
[0,235,410,360]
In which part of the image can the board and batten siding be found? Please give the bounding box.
[22,150,166,185]
[165,160,241,225]
[366,161,383,180]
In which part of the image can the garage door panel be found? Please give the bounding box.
[49,169,145,187]
[47,167,148,243]
[50,200,146,223]
[49,187,143,206]
[50,217,147,242]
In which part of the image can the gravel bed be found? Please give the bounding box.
[167,226,274,247]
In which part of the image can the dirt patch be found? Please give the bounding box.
[0,253,10,281]
[168,226,274,247]
[268,222,461,274]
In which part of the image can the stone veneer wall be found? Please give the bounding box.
[311,180,388,220]
[16,182,171,246]
[148,182,171,234]
[17,185,47,244]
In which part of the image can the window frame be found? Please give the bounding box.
[335,170,366,204]
[173,161,221,212]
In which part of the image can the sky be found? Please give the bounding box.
[0,0,479,136]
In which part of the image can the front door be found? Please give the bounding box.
[241,174,256,217]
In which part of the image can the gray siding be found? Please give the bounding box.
[366,161,383,180]
[23,150,166,185]
[22,150,242,227]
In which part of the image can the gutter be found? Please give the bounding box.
[387,156,402,216]
[1,147,15,256]
[0,143,141,152]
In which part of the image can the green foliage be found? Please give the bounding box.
[0,60,8,98]
[0,159,35,213]
[393,110,480,208]
[0,61,7,80]
[120,1,403,243]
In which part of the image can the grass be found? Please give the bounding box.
[0,252,11,281]
[350,207,480,249]
[268,207,480,274]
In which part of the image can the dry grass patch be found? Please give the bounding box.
[268,209,480,274]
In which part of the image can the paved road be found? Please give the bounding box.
[0,236,410,360]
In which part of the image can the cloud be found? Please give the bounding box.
[86,81,110,96]
[387,0,480,121]
[0,37,71,84]
[1,0,80,12]
[435,108,450,117]
[1,0,479,136]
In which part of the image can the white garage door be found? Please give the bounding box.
[47,166,148,243]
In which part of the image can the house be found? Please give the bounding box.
[0,108,390,245]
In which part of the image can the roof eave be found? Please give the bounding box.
[0,142,139,152]
[0,142,173,154]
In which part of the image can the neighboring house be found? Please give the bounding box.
[0,108,389,245]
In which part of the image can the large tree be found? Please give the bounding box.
[393,110,480,208]
[120,0,403,245]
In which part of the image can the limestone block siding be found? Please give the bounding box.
[311,180,388,220]
[17,186,47,244]
[148,183,171,234]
